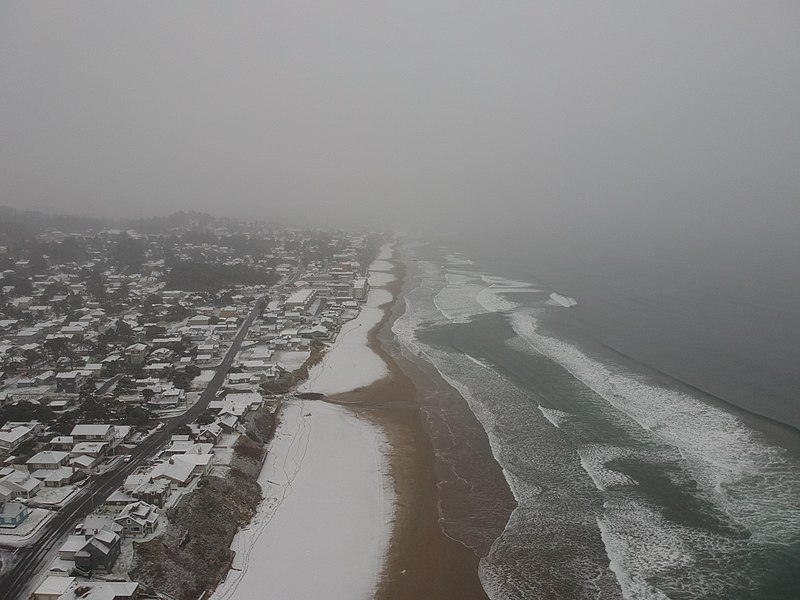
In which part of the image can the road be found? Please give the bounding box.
[0,296,265,600]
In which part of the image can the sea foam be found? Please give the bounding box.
[510,310,800,544]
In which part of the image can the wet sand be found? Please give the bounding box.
[329,255,516,600]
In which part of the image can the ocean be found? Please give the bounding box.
[391,237,800,600]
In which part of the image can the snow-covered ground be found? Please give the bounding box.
[273,350,310,372]
[368,270,395,287]
[0,508,53,546]
[32,485,78,506]
[298,252,397,396]
[195,369,216,384]
[370,259,394,272]
[210,400,394,600]
[375,243,393,261]
[367,288,394,308]
[298,295,387,395]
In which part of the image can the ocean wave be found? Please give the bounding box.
[577,444,639,490]
[547,292,578,307]
[537,406,573,429]
[510,310,800,545]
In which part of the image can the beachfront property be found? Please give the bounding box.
[114,500,159,536]
[284,288,317,313]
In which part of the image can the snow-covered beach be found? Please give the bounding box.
[211,246,398,600]
[298,247,396,396]
[210,400,394,600]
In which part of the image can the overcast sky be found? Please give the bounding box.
[1,2,799,242]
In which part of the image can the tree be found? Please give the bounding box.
[85,268,106,300]
[29,250,48,274]
[116,377,137,394]
[13,275,33,296]
[172,372,191,390]
[113,319,135,342]
[0,401,54,426]
[23,347,42,374]
[112,235,145,269]
[123,406,151,426]
[144,325,167,341]
[196,410,216,425]
[45,337,72,363]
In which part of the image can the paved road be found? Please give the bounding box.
[0,297,265,600]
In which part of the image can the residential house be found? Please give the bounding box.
[150,459,195,489]
[31,466,74,487]
[131,478,171,508]
[0,501,29,528]
[50,581,139,600]
[49,436,74,451]
[114,501,159,537]
[71,424,115,443]
[174,453,213,478]
[31,576,76,600]
[196,423,222,444]
[55,371,87,394]
[104,489,136,513]
[0,470,41,500]
[73,528,122,574]
[26,450,69,471]
[0,425,34,452]
[124,343,149,368]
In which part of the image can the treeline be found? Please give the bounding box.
[0,206,103,242]
[165,261,278,291]
[0,206,280,243]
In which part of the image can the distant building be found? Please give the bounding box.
[284,289,317,312]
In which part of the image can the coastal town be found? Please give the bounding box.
[0,209,385,599]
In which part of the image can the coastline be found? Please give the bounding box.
[210,241,516,600]
[328,250,516,600]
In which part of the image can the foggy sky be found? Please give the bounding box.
[2,2,799,245]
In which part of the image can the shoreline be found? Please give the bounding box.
[328,249,515,600]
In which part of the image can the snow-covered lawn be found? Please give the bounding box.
[0,508,53,546]
[33,485,78,506]
[195,369,216,384]
[273,350,310,373]
[210,400,394,600]
[211,433,240,469]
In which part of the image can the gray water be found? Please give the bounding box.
[392,239,800,599]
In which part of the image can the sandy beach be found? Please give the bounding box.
[329,252,511,600]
